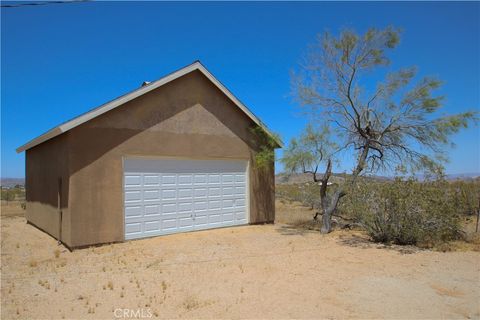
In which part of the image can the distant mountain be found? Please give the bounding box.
[275,172,390,184]
[0,178,25,188]
[444,173,480,180]
[275,172,479,184]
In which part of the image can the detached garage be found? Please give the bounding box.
[16,61,281,249]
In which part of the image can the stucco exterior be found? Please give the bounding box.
[24,69,276,248]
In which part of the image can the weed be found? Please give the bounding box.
[107,281,114,290]
[38,279,50,289]
[183,295,200,311]
[29,259,38,267]
[54,249,60,258]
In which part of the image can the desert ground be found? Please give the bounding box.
[1,200,479,319]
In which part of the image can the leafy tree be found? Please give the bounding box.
[287,27,477,233]
[250,125,282,169]
[281,124,342,232]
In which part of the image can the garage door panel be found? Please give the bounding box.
[178,174,193,185]
[178,188,193,199]
[124,158,248,240]
[162,219,177,230]
[125,206,142,217]
[209,200,222,209]
[125,222,142,234]
[208,187,221,197]
[143,189,160,200]
[223,187,235,196]
[194,214,208,225]
[194,174,207,183]
[235,174,246,183]
[144,220,161,232]
[162,175,176,185]
[235,186,246,195]
[143,174,161,186]
[161,189,176,199]
[125,190,141,201]
[235,198,246,207]
[194,188,208,198]
[222,199,235,209]
[208,214,222,223]
[144,205,159,215]
[125,175,142,187]
[222,174,234,183]
[223,213,235,223]
[178,202,193,213]
[193,201,208,211]
[178,216,194,226]
[208,174,221,184]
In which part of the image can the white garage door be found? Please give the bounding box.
[123,158,248,240]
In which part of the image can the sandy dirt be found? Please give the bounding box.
[1,200,479,319]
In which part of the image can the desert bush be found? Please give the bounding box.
[342,179,463,246]
[277,183,321,209]
[1,189,15,202]
[278,177,479,247]
[449,180,480,216]
[1,187,25,202]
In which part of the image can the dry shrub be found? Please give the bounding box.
[278,177,479,247]
[183,295,200,311]
[345,179,464,246]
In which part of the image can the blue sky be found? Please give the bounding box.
[1,1,479,178]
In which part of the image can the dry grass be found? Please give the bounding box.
[182,295,201,311]
[0,200,25,218]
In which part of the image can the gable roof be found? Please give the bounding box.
[16,61,282,153]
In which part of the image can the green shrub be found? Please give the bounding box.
[348,179,463,246]
[278,177,479,247]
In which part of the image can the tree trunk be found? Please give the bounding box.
[316,159,347,233]
[314,145,369,234]
[320,189,347,233]
[351,144,370,185]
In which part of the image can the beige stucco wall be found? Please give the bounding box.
[25,133,71,246]
[26,70,275,248]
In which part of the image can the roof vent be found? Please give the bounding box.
[141,81,151,87]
